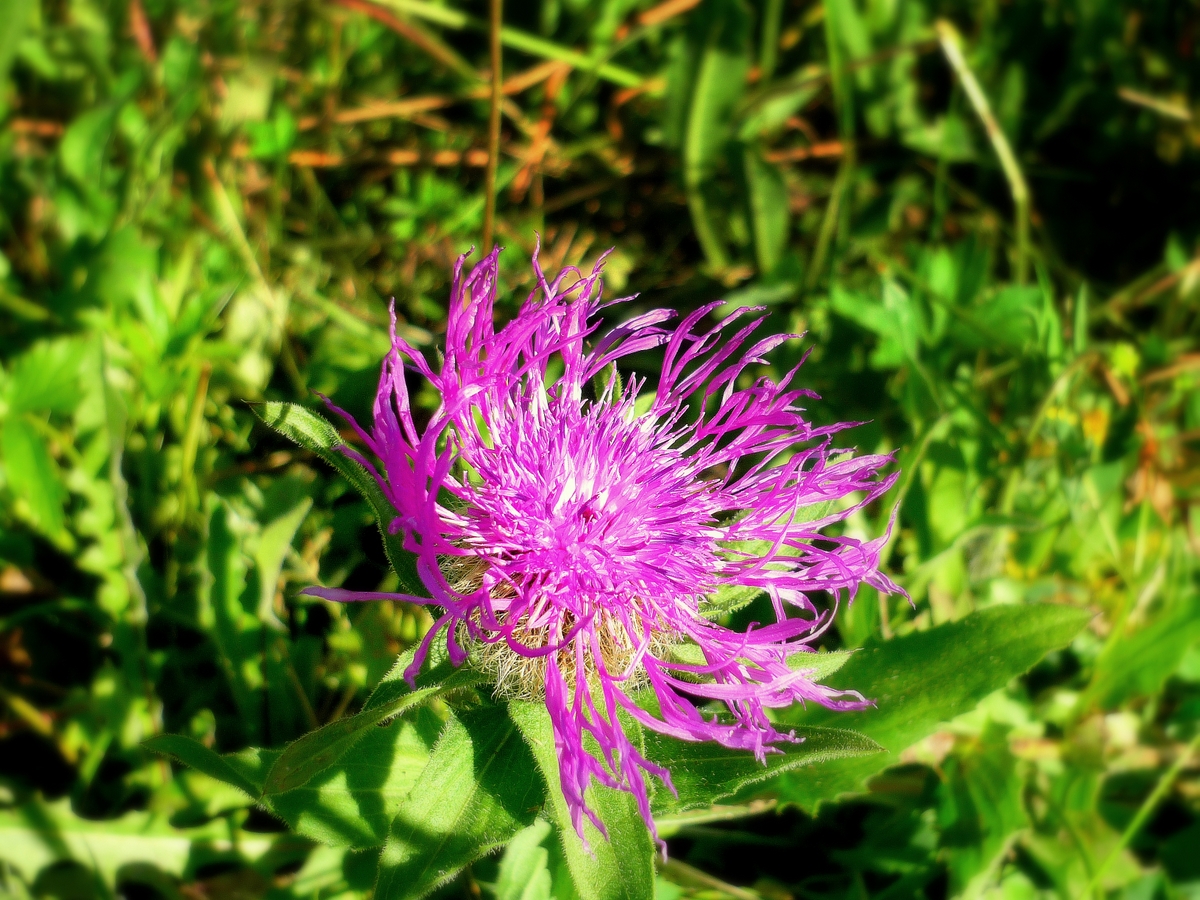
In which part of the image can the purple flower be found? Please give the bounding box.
[305,246,901,844]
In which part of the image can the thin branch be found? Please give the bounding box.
[936,19,1031,284]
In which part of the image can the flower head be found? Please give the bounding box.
[306,246,901,844]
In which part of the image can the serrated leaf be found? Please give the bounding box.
[647,725,880,815]
[374,705,544,900]
[253,401,423,596]
[263,667,483,795]
[509,701,655,900]
[776,604,1091,808]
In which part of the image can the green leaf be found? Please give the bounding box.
[5,339,84,415]
[263,668,483,795]
[201,500,264,740]
[253,496,312,627]
[253,401,424,596]
[374,704,544,900]
[682,0,751,272]
[493,820,554,900]
[142,734,263,798]
[744,148,790,275]
[646,726,881,816]
[148,708,447,850]
[509,701,655,900]
[737,79,822,140]
[0,798,276,886]
[1082,591,1200,709]
[788,649,854,680]
[268,710,440,849]
[1,417,68,544]
[59,102,122,186]
[776,604,1091,809]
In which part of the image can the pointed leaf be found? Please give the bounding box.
[509,701,655,900]
[268,710,440,849]
[264,667,484,795]
[647,725,880,815]
[143,734,262,798]
[374,705,544,900]
[777,604,1091,808]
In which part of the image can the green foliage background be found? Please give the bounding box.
[1,0,1199,897]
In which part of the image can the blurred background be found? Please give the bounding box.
[1,0,1199,897]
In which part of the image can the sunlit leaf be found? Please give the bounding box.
[375,704,544,900]
[777,604,1091,808]
[510,701,655,900]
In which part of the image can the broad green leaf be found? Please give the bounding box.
[663,643,851,683]
[701,582,762,618]
[646,725,880,815]
[375,705,544,900]
[509,701,655,900]
[149,711,445,849]
[143,734,263,798]
[253,401,424,596]
[1,417,68,544]
[776,604,1091,808]
[494,820,554,900]
[363,623,460,712]
[789,648,853,680]
[263,667,484,795]
[269,710,440,849]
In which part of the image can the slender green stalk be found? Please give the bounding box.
[807,0,856,290]
[759,0,784,80]
[1085,733,1200,896]
[936,19,1030,284]
[375,0,643,88]
[482,0,502,253]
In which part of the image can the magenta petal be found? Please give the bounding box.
[301,245,902,847]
